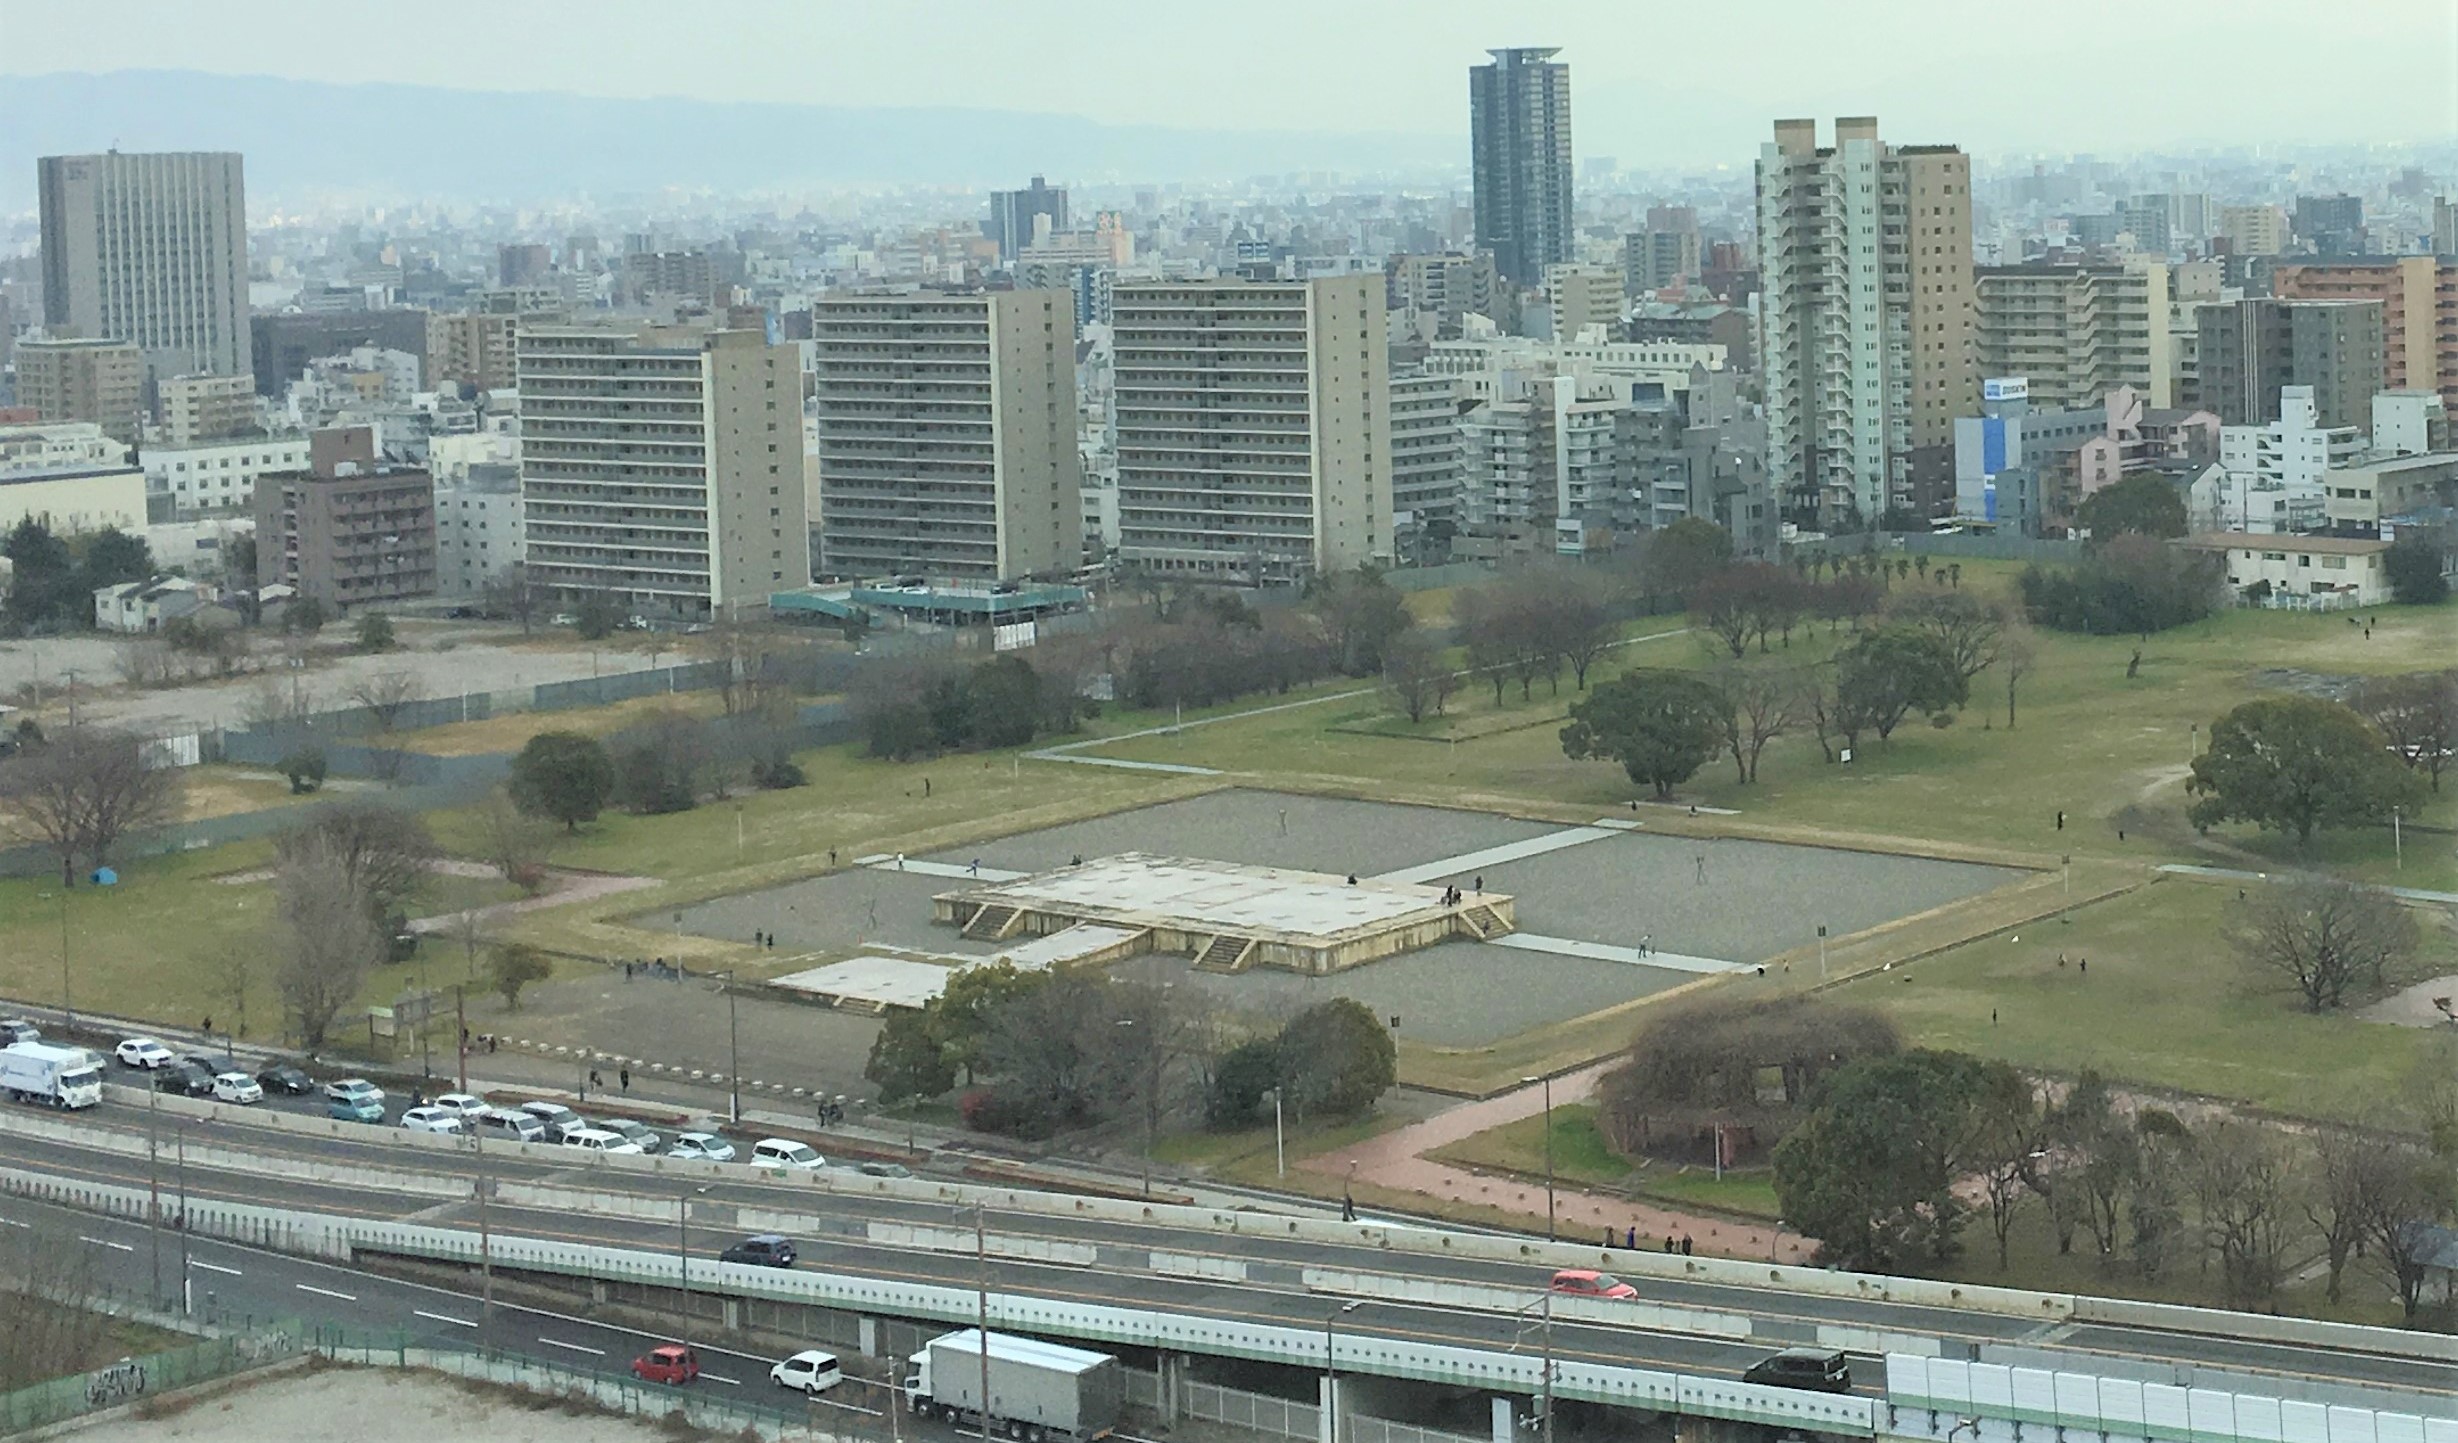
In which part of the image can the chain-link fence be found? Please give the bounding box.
[0,1319,304,1435]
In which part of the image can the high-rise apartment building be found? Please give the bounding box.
[2219,205,2289,259]
[2434,198,2458,257]
[812,289,1080,581]
[518,324,810,617]
[1389,371,1464,556]
[1755,117,1977,524]
[1975,263,2173,411]
[986,176,1070,263]
[14,337,144,443]
[158,373,257,446]
[252,426,438,609]
[1625,205,1703,294]
[2196,297,2385,429]
[1469,48,1574,286]
[1112,274,1391,582]
[37,151,248,383]
[2272,257,2458,415]
[1387,252,1497,339]
[1546,264,1624,341]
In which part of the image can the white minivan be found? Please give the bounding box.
[564,1127,644,1155]
[751,1138,824,1171]
[769,1349,843,1396]
[474,1108,547,1143]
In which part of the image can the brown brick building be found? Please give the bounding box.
[252,426,437,610]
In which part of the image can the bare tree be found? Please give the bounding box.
[477,785,556,891]
[273,799,438,928]
[2303,1128,2371,1305]
[2000,621,2037,729]
[0,1216,112,1390]
[2350,1142,2454,1322]
[271,834,384,1050]
[242,674,317,733]
[1524,565,1615,688]
[485,561,544,637]
[1887,590,2007,684]
[1709,661,1801,784]
[1381,627,1457,724]
[348,670,425,784]
[208,946,255,1043]
[0,725,183,886]
[2351,670,2457,793]
[2229,881,2424,1013]
[2190,1121,2294,1307]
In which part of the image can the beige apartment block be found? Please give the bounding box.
[1976,263,2173,411]
[1113,273,1392,582]
[2273,256,2457,415]
[427,311,522,392]
[159,372,257,445]
[2219,205,2289,258]
[252,426,437,610]
[15,337,144,443]
[1546,263,1625,341]
[814,289,1079,582]
[519,323,809,618]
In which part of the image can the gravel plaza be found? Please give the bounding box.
[670,790,2027,1047]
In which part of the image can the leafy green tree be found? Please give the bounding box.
[964,655,1045,749]
[1645,517,1734,600]
[353,612,396,653]
[488,942,552,1010]
[865,1008,956,1103]
[574,590,623,640]
[284,597,328,635]
[934,961,1048,1086]
[76,526,154,595]
[1306,565,1413,675]
[2383,535,2450,606]
[277,745,328,794]
[2186,696,2424,846]
[1772,1049,2015,1270]
[1277,998,1396,1119]
[2019,536,2220,634]
[1560,668,1730,800]
[2,516,83,629]
[1206,1037,1284,1128]
[1835,626,1967,741]
[2076,475,2188,541]
[506,731,617,831]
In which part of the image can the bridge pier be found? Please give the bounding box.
[1157,1351,1186,1425]
[1673,1414,1760,1443]
[1491,1395,1515,1443]
[1319,1374,1338,1443]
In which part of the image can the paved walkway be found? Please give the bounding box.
[1309,1064,1814,1264]
[854,855,1028,882]
[2157,862,2458,905]
[1372,826,1622,885]
[1489,933,1748,975]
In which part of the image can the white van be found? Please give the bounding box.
[474,1108,547,1143]
[770,1349,844,1396]
[751,1138,824,1171]
[565,1127,644,1155]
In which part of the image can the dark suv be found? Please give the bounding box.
[1742,1349,1852,1393]
[153,1058,218,1097]
[719,1234,797,1268]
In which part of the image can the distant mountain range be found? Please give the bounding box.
[0,70,1465,212]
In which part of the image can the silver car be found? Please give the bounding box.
[668,1131,736,1162]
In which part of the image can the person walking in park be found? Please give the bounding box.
[619,1066,631,1092]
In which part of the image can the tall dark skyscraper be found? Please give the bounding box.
[985,175,1070,263]
[1469,47,1573,286]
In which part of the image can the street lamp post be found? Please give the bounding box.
[724,970,741,1125]
[1520,1074,1555,1242]
[1509,1290,1555,1443]
[176,1124,191,1317]
[1265,1087,1285,1179]
[677,1184,709,1351]
[1325,1300,1363,1443]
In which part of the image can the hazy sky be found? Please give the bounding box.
[4,0,2452,165]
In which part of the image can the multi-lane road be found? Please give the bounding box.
[5,1093,2455,1419]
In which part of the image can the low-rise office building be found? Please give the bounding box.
[140,434,313,520]
[251,425,437,610]
[2178,531,2392,609]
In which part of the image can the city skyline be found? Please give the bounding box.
[1,0,2448,173]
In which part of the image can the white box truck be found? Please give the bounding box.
[1,1041,104,1109]
[904,1329,1121,1443]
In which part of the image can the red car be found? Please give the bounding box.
[633,1345,700,1385]
[1550,1268,1639,1299]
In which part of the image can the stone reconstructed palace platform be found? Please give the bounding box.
[933,852,1514,974]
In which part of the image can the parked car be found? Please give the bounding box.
[1741,1349,1852,1394]
[632,1345,699,1386]
[474,1108,547,1143]
[720,1234,797,1268]
[256,1063,314,1096]
[769,1349,843,1396]
[1549,1269,1638,1300]
[399,1105,466,1135]
[154,1059,216,1097]
[521,1101,587,1141]
[750,1138,824,1171]
[210,1072,264,1105]
[115,1037,174,1070]
[599,1118,662,1153]
[668,1132,735,1162]
[325,1078,386,1122]
[562,1127,643,1155]
[0,1019,41,1046]
[430,1092,492,1120]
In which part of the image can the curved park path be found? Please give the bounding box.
[1309,1063,1816,1264]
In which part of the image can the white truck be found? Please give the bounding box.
[904,1329,1121,1443]
[1,1042,104,1110]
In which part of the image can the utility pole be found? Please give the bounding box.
[146,1082,162,1307]
[976,1203,992,1441]
[177,1125,191,1317]
[59,887,72,1034]
[678,1192,691,1352]
[473,1134,493,1324]
[727,971,741,1125]
[455,986,467,1094]
[1325,1300,1362,1443]
[1520,1074,1555,1241]
[1540,1288,1554,1443]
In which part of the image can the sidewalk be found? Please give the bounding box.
[1309,1065,1814,1264]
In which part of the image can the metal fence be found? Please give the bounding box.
[323,1341,852,1442]
[1186,1380,1322,1439]
[1789,532,2085,564]
[0,1320,304,1435]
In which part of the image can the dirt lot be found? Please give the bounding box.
[71,1366,697,1443]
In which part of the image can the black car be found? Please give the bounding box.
[719,1234,797,1268]
[256,1063,314,1096]
[0,1019,40,1046]
[1741,1349,1852,1393]
[153,1059,217,1097]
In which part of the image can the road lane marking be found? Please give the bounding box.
[79,1235,135,1252]
[415,1310,477,1328]
[0,1217,28,1228]
[190,1260,243,1276]
[539,1338,606,1356]
[703,1374,740,1386]
[296,1283,357,1301]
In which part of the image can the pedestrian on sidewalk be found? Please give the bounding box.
[1680,1235,1693,1256]
[619,1067,630,1092]
[1664,1235,1676,1253]
[1626,1226,1637,1249]
[1473,875,1483,895]
[589,1069,603,1090]
[1340,1192,1356,1222]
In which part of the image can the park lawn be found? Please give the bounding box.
[1428,1104,1787,1221]
[1846,872,2450,1121]
[1154,1110,1414,1189]
[396,689,736,756]
[176,765,340,823]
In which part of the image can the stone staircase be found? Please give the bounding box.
[962,903,1025,941]
[1457,904,1509,940]
[1191,933,1257,972]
